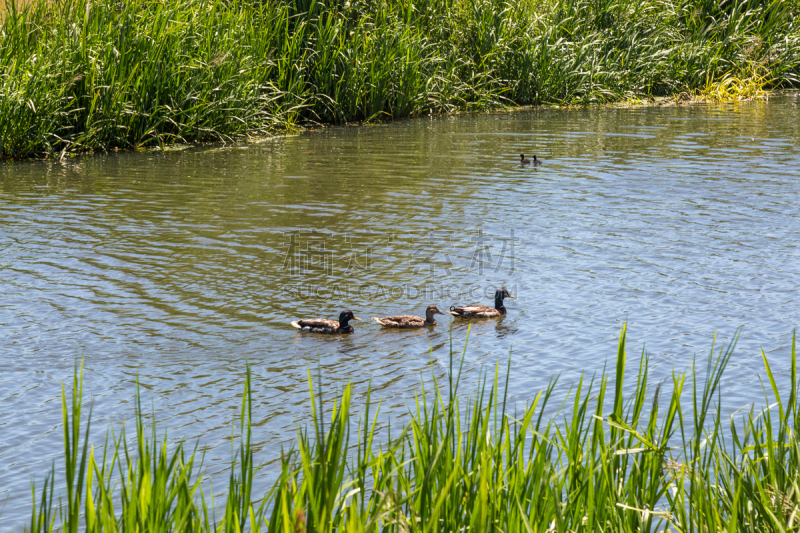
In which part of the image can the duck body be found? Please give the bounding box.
[291,318,352,334]
[291,310,360,334]
[373,315,431,327]
[448,289,514,319]
[373,305,444,328]
[448,304,505,318]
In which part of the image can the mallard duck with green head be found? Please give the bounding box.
[372,305,445,328]
[291,310,361,334]
[448,289,514,318]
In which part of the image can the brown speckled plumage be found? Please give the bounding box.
[372,305,444,328]
[448,304,505,318]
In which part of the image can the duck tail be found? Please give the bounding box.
[372,317,385,326]
[447,310,460,317]
[291,321,302,329]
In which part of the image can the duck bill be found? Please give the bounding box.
[506,294,515,298]
[352,316,362,321]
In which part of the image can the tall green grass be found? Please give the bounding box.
[20,325,800,532]
[1,0,799,159]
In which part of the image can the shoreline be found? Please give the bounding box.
[1,89,785,165]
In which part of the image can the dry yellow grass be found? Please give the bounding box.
[698,66,772,102]
[1,0,33,16]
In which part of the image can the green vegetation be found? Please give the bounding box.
[22,326,800,532]
[1,0,799,159]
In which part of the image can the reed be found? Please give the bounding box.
[1,0,798,160]
[19,326,800,532]
[699,66,772,102]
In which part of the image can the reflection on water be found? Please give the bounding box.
[2,95,800,528]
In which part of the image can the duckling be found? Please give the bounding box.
[448,289,514,318]
[372,305,445,328]
[520,154,542,166]
[291,310,361,334]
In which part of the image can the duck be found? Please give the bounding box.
[372,305,445,328]
[448,289,514,318]
[291,310,361,334]
[520,154,542,166]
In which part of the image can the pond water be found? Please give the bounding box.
[2,94,800,529]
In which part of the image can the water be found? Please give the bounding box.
[2,95,800,529]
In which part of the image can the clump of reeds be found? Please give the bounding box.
[19,325,800,532]
[699,66,773,101]
[1,0,799,160]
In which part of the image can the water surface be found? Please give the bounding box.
[2,95,800,529]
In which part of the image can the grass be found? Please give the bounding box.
[18,325,800,532]
[1,0,799,160]
[698,66,772,102]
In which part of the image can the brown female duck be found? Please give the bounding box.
[372,305,445,328]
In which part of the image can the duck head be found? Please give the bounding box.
[338,310,361,329]
[494,289,514,308]
[425,305,444,322]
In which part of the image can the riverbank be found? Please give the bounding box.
[1,0,798,160]
[22,328,800,532]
